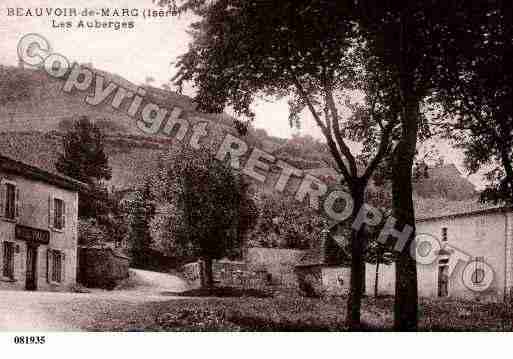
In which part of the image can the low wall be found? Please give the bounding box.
[296,263,394,297]
[365,263,395,296]
[246,248,306,287]
[213,260,269,289]
[181,260,204,289]
[78,247,129,289]
[322,266,351,295]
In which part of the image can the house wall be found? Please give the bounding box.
[416,211,510,301]
[0,172,78,291]
[504,212,513,298]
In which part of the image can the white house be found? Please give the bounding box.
[413,199,513,301]
[0,154,85,291]
[297,198,513,302]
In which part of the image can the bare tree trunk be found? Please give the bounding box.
[346,186,366,330]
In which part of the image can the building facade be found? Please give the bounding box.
[415,202,513,301]
[303,200,513,302]
[0,155,84,291]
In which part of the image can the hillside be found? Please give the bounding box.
[0,65,476,201]
[414,163,476,201]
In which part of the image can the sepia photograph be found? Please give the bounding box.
[0,0,512,354]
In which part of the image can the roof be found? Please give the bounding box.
[0,153,87,191]
[415,197,511,221]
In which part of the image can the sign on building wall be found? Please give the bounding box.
[15,224,50,245]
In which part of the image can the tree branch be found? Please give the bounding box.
[287,66,354,187]
[361,114,398,184]
[324,81,358,178]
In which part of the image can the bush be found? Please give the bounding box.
[78,218,107,247]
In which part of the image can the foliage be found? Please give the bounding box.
[127,179,156,266]
[272,134,334,169]
[248,192,325,250]
[56,116,112,185]
[56,116,113,219]
[434,4,513,204]
[78,218,108,247]
[150,146,258,281]
[78,192,130,250]
[171,0,402,329]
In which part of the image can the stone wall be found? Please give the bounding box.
[181,260,204,289]
[78,247,129,289]
[246,248,306,287]
[213,259,269,289]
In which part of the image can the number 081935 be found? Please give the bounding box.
[13,336,46,344]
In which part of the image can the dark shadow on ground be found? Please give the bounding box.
[160,287,272,298]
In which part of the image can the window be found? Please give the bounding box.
[442,227,448,242]
[5,183,16,219]
[51,250,63,283]
[2,242,14,279]
[53,198,65,230]
[472,256,486,285]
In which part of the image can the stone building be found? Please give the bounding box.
[0,154,85,291]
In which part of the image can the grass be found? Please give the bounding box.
[122,295,513,331]
[57,289,513,331]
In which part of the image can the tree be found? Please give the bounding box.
[128,179,156,267]
[170,0,497,330]
[153,146,257,289]
[171,0,399,329]
[56,116,112,218]
[56,116,112,185]
[348,0,499,330]
[435,4,513,204]
[249,192,325,250]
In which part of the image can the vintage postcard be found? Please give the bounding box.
[0,0,512,354]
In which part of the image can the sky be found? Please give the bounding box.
[0,0,484,188]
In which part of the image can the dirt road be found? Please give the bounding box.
[0,269,189,331]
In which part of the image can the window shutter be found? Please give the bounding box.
[61,252,66,282]
[2,242,6,277]
[11,244,16,280]
[48,195,54,228]
[46,249,51,283]
[61,201,66,229]
[0,181,5,218]
[15,187,21,219]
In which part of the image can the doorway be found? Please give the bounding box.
[25,245,38,290]
[437,264,449,297]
